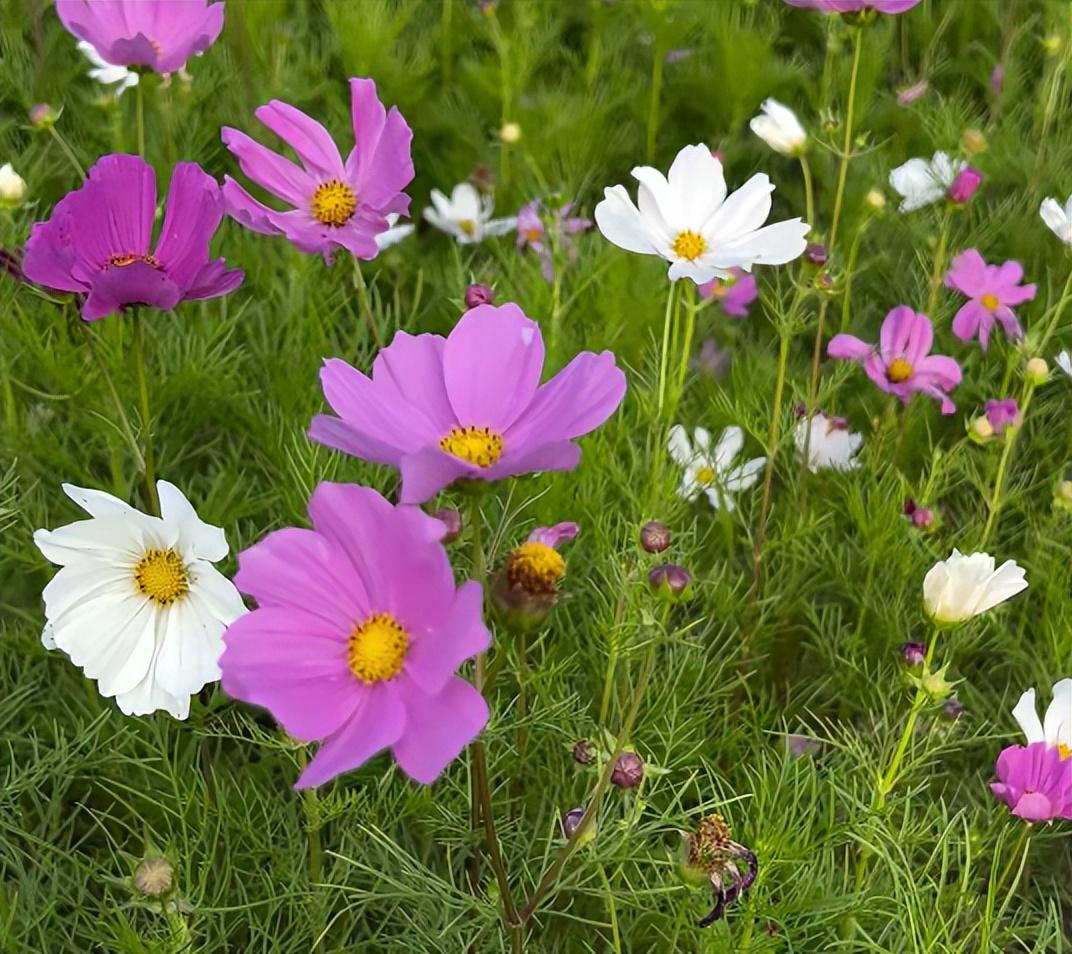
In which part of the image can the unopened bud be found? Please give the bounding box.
[500,122,522,144]
[1054,480,1072,511]
[572,739,595,765]
[1026,357,1049,385]
[561,807,585,838]
[947,167,982,205]
[611,750,644,789]
[0,164,26,206]
[969,415,994,442]
[1042,34,1062,56]
[865,188,887,212]
[901,642,926,667]
[465,283,495,309]
[805,243,829,267]
[962,128,987,155]
[648,563,691,600]
[640,520,671,553]
[29,102,56,129]
[433,507,462,543]
[133,856,173,898]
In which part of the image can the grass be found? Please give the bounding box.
[1,0,1071,951]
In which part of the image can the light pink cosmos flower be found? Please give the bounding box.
[309,303,627,504]
[990,743,1072,822]
[698,268,757,317]
[56,0,224,74]
[828,306,962,414]
[516,199,591,282]
[785,0,921,11]
[528,522,580,548]
[220,483,491,789]
[944,249,1036,349]
[221,78,414,265]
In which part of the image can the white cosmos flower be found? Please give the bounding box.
[594,143,809,284]
[668,424,765,511]
[78,41,140,96]
[375,212,415,251]
[1012,679,1072,756]
[422,182,517,244]
[1056,350,1072,378]
[34,481,247,719]
[794,412,862,473]
[749,99,807,156]
[0,163,26,205]
[1040,195,1072,246]
[922,549,1027,625]
[889,151,965,212]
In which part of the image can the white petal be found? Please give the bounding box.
[449,182,482,220]
[1041,197,1072,244]
[667,425,693,466]
[1042,678,1072,749]
[714,426,744,471]
[704,485,735,511]
[666,144,727,229]
[889,157,943,208]
[973,559,1028,614]
[704,173,774,240]
[62,483,136,519]
[374,222,415,251]
[34,515,148,567]
[1055,350,1072,377]
[158,480,229,563]
[153,598,223,698]
[722,456,765,491]
[1012,688,1045,745]
[115,632,191,720]
[595,185,658,255]
[484,216,518,236]
[713,218,809,268]
[692,427,712,453]
[187,563,247,624]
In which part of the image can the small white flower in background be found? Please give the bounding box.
[1056,350,1072,378]
[594,143,809,284]
[889,151,965,212]
[667,424,765,511]
[34,481,247,719]
[374,212,415,252]
[749,98,807,156]
[1011,679,1072,757]
[1040,195,1072,245]
[795,412,863,473]
[422,182,517,244]
[78,41,140,96]
[0,163,26,205]
[922,549,1028,625]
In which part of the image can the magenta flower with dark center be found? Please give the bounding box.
[221,78,414,265]
[309,302,627,504]
[56,0,224,74]
[945,249,1036,349]
[828,306,962,414]
[698,268,758,317]
[990,742,1072,822]
[22,154,242,322]
[220,483,491,788]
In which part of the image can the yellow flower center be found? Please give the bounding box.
[981,292,1000,310]
[524,227,542,242]
[886,357,914,383]
[506,541,566,596]
[108,253,161,269]
[440,426,504,467]
[694,465,717,485]
[311,179,357,227]
[1059,743,1072,760]
[672,230,707,261]
[347,613,409,683]
[133,549,189,606]
[457,218,477,237]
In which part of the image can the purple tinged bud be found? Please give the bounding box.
[611,751,644,789]
[648,563,691,599]
[805,243,829,267]
[990,64,1004,94]
[433,507,462,543]
[785,734,819,758]
[984,398,1021,436]
[896,80,929,106]
[901,642,927,667]
[947,167,982,204]
[941,697,965,719]
[464,283,495,309]
[29,102,56,128]
[572,740,595,765]
[640,520,671,553]
[561,807,586,838]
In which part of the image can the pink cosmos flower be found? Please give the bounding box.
[528,522,580,548]
[56,0,224,74]
[22,154,242,322]
[220,483,491,789]
[221,78,413,265]
[698,268,757,317]
[828,306,962,414]
[944,249,1036,349]
[985,399,1021,435]
[516,199,591,282]
[309,303,627,504]
[990,742,1072,822]
[785,0,921,12]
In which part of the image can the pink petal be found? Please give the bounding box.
[255,100,345,179]
[220,127,313,206]
[404,580,491,695]
[944,248,988,296]
[827,333,873,362]
[392,676,489,784]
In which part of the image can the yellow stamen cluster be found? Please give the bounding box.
[1059,743,1071,760]
[311,179,357,227]
[980,292,1000,311]
[347,613,409,684]
[886,357,914,383]
[672,230,707,261]
[458,219,477,237]
[134,549,189,605]
[506,542,566,597]
[694,465,717,486]
[687,813,733,872]
[440,426,504,468]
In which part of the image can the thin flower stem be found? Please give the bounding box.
[1037,263,1072,353]
[352,258,384,348]
[84,324,145,470]
[656,283,677,418]
[979,379,1036,549]
[47,126,85,179]
[131,312,160,516]
[978,826,1032,954]
[135,78,146,158]
[799,153,815,232]
[927,203,954,318]
[752,322,791,589]
[674,281,698,404]
[839,218,870,332]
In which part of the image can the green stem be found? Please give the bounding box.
[440,0,453,87]
[979,379,1036,549]
[135,77,145,158]
[352,259,383,348]
[839,218,869,332]
[303,787,323,884]
[47,126,85,179]
[927,203,954,318]
[1038,264,1072,353]
[131,312,159,516]
[84,324,145,470]
[645,43,664,163]
[752,323,791,588]
[978,827,1032,954]
[674,282,698,405]
[799,153,816,232]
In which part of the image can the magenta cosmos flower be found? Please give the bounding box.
[785,0,921,12]
[56,0,224,74]
[944,249,1036,349]
[699,268,757,317]
[221,78,413,264]
[990,743,1072,822]
[22,154,241,321]
[220,483,490,788]
[309,303,627,503]
[828,306,962,414]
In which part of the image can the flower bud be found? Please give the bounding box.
[492,523,578,627]
[865,188,887,212]
[611,750,644,789]
[941,697,965,719]
[640,520,671,553]
[464,283,495,309]
[29,102,56,129]
[900,641,926,667]
[133,856,173,898]
[1025,357,1049,385]
[433,507,462,544]
[572,739,595,765]
[648,563,691,600]
[947,167,982,205]
[962,128,987,155]
[910,506,934,530]
[1042,34,1062,56]
[896,80,928,106]
[920,665,955,700]
[0,164,26,206]
[561,807,585,838]
[990,65,1004,95]
[805,243,829,267]
[969,415,994,443]
[499,122,522,144]
[1055,479,1072,511]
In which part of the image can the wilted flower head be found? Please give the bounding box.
[794,411,862,473]
[699,268,758,317]
[1040,195,1072,245]
[57,0,224,74]
[22,154,242,321]
[424,182,516,244]
[433,507,463,543]
[1011,679,1072,756]
[945,250,1036,350]
[922,549,1027,625]
[594,144,808,285]
[668,425,765,510]
[309,303,626,503]
[828,306,962,414]
[493,522,579,625]
[941,697,966,719]
[222,78,413,264]
[990,743,1072,822]
[889,151,966,212]
[0,164,26,206]
[572,739,595,764]
[684,813,759,927]
[692,338,732,379]
[749,99,807,155]
[611,750,644,788]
